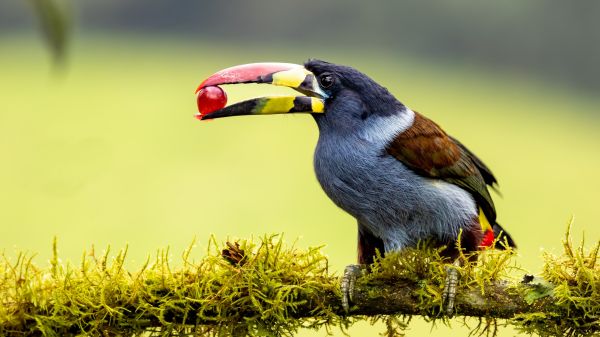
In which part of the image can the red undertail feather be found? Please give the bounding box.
[480,229,495,248]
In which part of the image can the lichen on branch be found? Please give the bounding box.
[0,224,598,337]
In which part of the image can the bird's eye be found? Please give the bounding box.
[318,73,335,88]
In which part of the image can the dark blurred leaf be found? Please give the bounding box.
[28,0,70,64]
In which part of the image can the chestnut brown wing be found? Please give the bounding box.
[386,112,497,222]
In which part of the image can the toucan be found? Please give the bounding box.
[195,60,516,314]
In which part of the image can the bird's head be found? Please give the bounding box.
[195,60,405,130]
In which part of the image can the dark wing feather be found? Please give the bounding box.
[449,136,497,186]
[386,112,497,223]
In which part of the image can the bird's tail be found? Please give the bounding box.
[492,223,516,249]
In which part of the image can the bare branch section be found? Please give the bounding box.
[0,228,598,337]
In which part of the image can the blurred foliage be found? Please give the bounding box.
[27,0,69,63]
[1,1,599,91]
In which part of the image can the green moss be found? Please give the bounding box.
[0,235,346,336]
[1,226,598,337]
[363,239,519,317]
[513,220,600,337]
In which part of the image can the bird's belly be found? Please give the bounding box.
[314,141,477,251]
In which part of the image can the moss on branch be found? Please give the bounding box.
[1,224,598,337]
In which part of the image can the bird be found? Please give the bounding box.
[195,60,516,314]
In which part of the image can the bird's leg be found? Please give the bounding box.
[442,259,461,316]
[342,226,384,312]
[341,264,366,313]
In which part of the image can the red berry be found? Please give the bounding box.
[196,86,227,117]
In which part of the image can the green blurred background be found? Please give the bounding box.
[1,1,599,336]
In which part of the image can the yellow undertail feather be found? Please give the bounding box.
[478,207,492,232]
[478,208,496,247]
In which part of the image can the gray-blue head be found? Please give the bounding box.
[304,59,405,132]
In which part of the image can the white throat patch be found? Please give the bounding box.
[359,108,415,145]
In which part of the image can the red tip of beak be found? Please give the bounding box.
[195,62,301,92]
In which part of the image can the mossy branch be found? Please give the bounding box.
[1,224,598,337]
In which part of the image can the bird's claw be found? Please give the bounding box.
[341,264,364,313]
[442,260,460,316]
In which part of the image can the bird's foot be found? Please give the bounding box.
[442,260,461,317]
[341,264,365,313]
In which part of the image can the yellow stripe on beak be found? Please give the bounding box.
[257,97,296,114]
[252,96,325,115]
[271,67,312,88]
[311,97,325,113]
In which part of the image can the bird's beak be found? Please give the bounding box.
[195,62,327,120]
